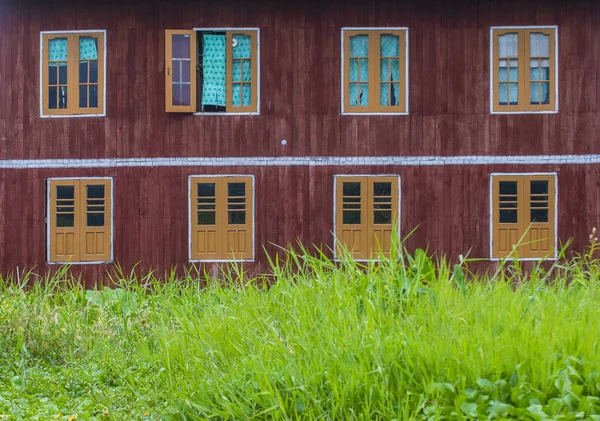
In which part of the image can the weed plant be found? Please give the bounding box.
[1,239,600,420]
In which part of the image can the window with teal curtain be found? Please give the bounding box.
[349,35,369,106]
[380,34,400,106]
[232,34,252,107]
[202,34,227,107]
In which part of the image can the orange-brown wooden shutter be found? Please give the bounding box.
[165,30,197,112]
[492,177,522,259]
[49,180,80,262]
[80,179,111,262]
[190,178,220,260]
[368,177,398,258]
[336,176,368,259]
[224,177,253,260]
[522,176,555,258]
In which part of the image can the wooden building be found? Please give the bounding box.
[0,0,599,280]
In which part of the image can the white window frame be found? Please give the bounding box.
[489,25,559,115]
[39,30,108,118]
[340,27,410,116]
[192,27,260,116]
[489,172,558,261]
[46,176,114,264]
[188,174,256,262]
[332,174,402,261]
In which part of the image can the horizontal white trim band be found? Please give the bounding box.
[1,154,600,169]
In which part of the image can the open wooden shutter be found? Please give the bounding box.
[190,178,220,260]
[522,176,555,258]
[165,30,197,112]
[368,177,397,259]
[224,177,253,260]
[49,180,80,262]
[80,179,111,262]
[492,177,522,259]
[336,177,368,259]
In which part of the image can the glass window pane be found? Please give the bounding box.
[509,67,518,82]
[59,65,68,85]
[359,59,368,82]
[90,61,98,84]
[530,209,549,223]
[380,34,399,57]
[198,183,215,197]
[79,85,88,108]
[498,84,508,104]
[228,183,246,197]
[499,67,508,82]
[182,59,191,83]
[242,85,251,106]
[48,86,58,109]
[349,84,359,106]
[57,214,74,228]
[350,35,368,57]
[500,210,518,223]
[530,66,539,81]
[229,212,246,225]
[343,182,361,196]
[79,61,89,83]
[57,185,75,199]
[232,35,251,59]
[198,212,216,225]
[343,210,361,225]
[540,67,549,80]
[500,181,517,195]
[380,59,388,82]
[59,86,68,109]
[530,180,548,195]
[380,84,389,106]
[87,185,105,198]
[530,82,540,104]
[232,60,241,82]
[530,33,550,57]
[87,213,105,227]
[349,59,359,82]
[232,84,241,106]
[498,33,518,58]
[49,65,57,85]
[79,37,98,60]
[360,84,369,106]
[374,182,392,196]
[180,84,191,106]
[90,86,98,108]
[541,82,550,104]
[374,211,392,224]
[391,84,399,105]
[509,84,518,104]
[172,34,190,59]
[49,38,68,61]
[242,61,251,82]
[172,60,181,82]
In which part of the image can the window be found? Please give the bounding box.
[165,29,259,114]
[491,174,556,259]
[335,175,399,260]
[48,178,112,263]
[41,31,105,116]
[491,27,557,113]
[342,28,408,114]
[189,176,253,261]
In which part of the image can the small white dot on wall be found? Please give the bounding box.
[281,139,288,145]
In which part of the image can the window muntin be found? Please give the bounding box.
[190,176,253,261]
[166,29,258,114]
[48,178,112,263]
[492,27,556,113]
[41,32,105,116]
[491,175,556,259]
[343,29,407,114]
[335,176,399,260]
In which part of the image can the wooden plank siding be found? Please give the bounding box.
[0,0,599,278]
[0,165,598,279]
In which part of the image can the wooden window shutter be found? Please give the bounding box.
[336,176,369,259]
[492,177,522,258]
[224,177,253,260]
[49,180,81,262]
[522,176,555,259]
[190,178,220,260]
[368,177,397,258]
[165,30,197,112]
[80,180,112,262]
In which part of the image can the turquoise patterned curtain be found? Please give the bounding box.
[79,38,98,60]
[202,34,227,107]
[49,39,68,63]
[232,35,252,106]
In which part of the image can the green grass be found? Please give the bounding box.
[2,241,600,420]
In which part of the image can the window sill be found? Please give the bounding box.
[192,112,260,116]
[41,113,106,119]
[341,112,409,116]
[490,110,558,115]
[48,260,113,265]
[189,259,255,263]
